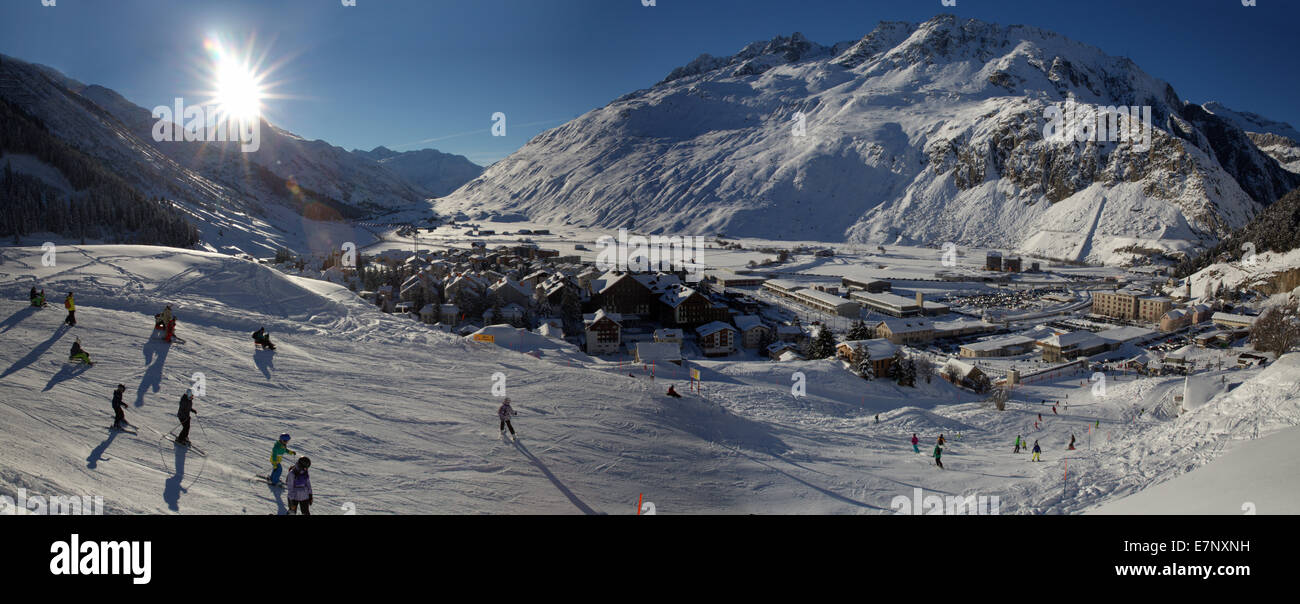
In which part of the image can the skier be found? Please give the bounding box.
[1052,405,1058,415]
[252,327,276,350]
[1068,434,1076,450]
[63,292,76,326]
[937,434,946,446]
[911,433,919,453]
[1038,412,1042,422]
[287,457,313,515]
[666,385,682,398]
[110,384,128,430]
[875,414,880,425]
[269,433,296,486]
[1031,440,1041,462]
[933,443,944,469]
[30,288,45,307]
[68,337,92,365]
[498,397,518,439]
[175,389,196,445]
[1013,435,1021,454]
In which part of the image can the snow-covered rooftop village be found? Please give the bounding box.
[2,1,1299,523]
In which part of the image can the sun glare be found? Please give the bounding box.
[203,37,270,125]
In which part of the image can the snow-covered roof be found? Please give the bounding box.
[635,341,682,363]
[584,309,622,326]
[1212,312,1257,325]
[733,315,766,332]
[1096,326,1158,344]
[696,321,736,338]
[839,338,897,360]
[961,335,1036,352]
[876,318,932,333]
[1040,331,1103,349]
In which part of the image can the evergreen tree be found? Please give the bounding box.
[847,319,871,340]
[854,345,874,380]
[807,326,836,359]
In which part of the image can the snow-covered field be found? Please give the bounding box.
[1,245,1296,514]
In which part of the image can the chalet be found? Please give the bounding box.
[591,272,656,316]
[653,328,684,346]
[874,318,935,346]
[766,341,802,361]
[732,315,771,349]
[490,278,534,308]
[582,310,623,355]
[695,321,737,357]
[1212,312,1257,330]
[1038,331,1107,362]
[439,303,460,325]
[775,324,805,343]
[835,338,897,377]
[942,358,987,390]
[419,303,438,325]
[658,285,730,327]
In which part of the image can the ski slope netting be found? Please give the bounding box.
[1,245,1296,514]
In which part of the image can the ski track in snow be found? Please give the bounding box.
[1,245,1297,514]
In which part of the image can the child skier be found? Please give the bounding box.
[68,338,92,365]
[31,288,45,307]
[1013,435,1021,454]
[1031,440,1042,462]
[63,292,76,326]
[933,443,944,469]
[287,457,313,515]
[111,384,128,430]
[270,433,296,486]
[911,433,919,453]
[175,390,196,445]
[498,397,518,439]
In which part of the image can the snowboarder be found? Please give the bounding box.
[911,433,919,453]
[252,327,276,350]
[270,433,296,486]
[287,457,313,515]
[111,384,128,430]
[30,288,45,307]
[666,385,682,398]
[175,389,196,445]
[933,443,944,469]
[68,337,92,365]
[1068,433,1076,450]
[1013,435,1022,454]
[63,292,76,326]
[498,397,517,438]
[1031,440,1041,462]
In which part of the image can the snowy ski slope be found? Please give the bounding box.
[1,246,1296,514]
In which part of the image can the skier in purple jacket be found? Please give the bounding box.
[287,457,313,515]
[498,397,517,438]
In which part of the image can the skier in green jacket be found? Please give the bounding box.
[933,444,944,469]
[269,433,296,486]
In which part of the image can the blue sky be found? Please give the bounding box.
[2,0,1296,166]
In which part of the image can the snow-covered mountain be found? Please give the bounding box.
[437,15,1300,265]
[0,53,467,256]
[352,146,483,198]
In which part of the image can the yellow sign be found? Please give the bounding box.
[690,368,701,381]
[473,334,495,343]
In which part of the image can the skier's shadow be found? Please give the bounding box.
[253,348,276,380]
[43,362,90,392]
[162,445,189,512]
[0,323,69,380]
[136,338,171,407]
[268,484,287,515]
[87,430,121,469]
[514,440,600,515]
[0,305,38,334]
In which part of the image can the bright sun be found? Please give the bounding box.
[204,37,268,125]
[215,58,263,123]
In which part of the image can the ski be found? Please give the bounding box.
[163,435,207,456]
[254,475,286,488]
